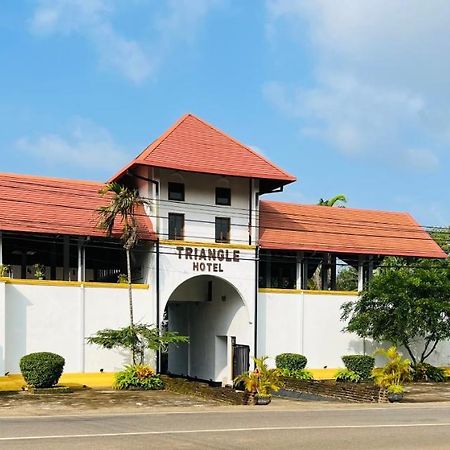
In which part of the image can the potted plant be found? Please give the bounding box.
[386,383,404,402]
[234,356,283,405]
[372,347,412,402]
[33,264,46,280]
[0,264,10,278]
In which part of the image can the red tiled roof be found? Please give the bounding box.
[0,173,155,240]
[259,200,447,259]
[109,113,296,184]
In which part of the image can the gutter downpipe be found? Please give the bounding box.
[253,188,260,367]
[156,239,161,373]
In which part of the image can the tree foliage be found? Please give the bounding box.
[97,182,149,364]
[336,266,358,291]
[341,257,450,365]
[317,194,348,207]
[86,324,189,365]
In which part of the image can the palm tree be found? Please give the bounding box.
[97,182,146,363]
[317,194,348,207]
[313,194,348,289]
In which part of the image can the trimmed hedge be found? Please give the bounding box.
[413,363,447,382]
[342,355,374,380]
[275,353,307,371]
[20,352,65,388]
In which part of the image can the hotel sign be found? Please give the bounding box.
[176,246,240,273]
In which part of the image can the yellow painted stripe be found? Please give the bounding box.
[0,373,115,391]
[2,367,450,391]
[0,278,149,290]
[159,239,256,250]
[259,288,359,296]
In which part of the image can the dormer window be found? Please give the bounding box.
[168,182,185,201]
[216,187,231,206]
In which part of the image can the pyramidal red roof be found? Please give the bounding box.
[110,113,296,184]
[259,200,447,259]
[0,173,155,240]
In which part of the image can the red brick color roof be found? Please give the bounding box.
[110,113,296,184]
[259,200,447,258]
[0,173,155,240]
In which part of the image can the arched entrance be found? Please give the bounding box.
[163,275,251,385]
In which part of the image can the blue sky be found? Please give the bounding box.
[1,0,450,226]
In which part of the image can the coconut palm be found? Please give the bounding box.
[317,194,348,207]
[97,182,147,363]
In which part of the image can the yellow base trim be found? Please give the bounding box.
[159,239,255,250]
[0,278,149,290]
[308,368,339,380]
[259,288,359,296]
[0,373,115,391]
[2,368,450,391]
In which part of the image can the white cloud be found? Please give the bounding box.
[16,118,128,171]
[29,0,221,83]
[30,0,152,83]
[402,148,439,172]
[265,0,450,171]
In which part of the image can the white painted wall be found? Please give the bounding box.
[0,282,5,375]
[151,168,258,246]
[259,292,368,369]
[2,283,153,374]
[258,291,450,368]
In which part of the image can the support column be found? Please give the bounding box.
[265,250,271,288]
[330,254,337,290]
[296,252,303,290]
[77,238,85,282]
[368,255,374,283]
[63,235,70,281]
[357,255,365,291]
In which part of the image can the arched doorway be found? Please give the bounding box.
[163,275,251,385]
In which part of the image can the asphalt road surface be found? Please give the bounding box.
[1,404,450,449]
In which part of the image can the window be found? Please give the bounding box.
[168,213,184,240]
[215,187,231,206]
[215,217,230,243]
[168,182,185,201]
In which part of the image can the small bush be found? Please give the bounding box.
[334,368,361,383]
[342,355,375,380]
[114,364,164,390]
[413,363,447,382]
[280,368,314,381]
[275,353,307,371]
[20,352,65,388]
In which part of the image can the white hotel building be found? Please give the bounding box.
[0,114,447,384]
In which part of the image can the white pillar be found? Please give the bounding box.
[296,252,303,290]
[77,238,85,282]
[357,255,364,291]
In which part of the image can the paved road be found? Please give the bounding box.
[1,404,450,449]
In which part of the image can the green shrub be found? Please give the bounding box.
[334,368,361,383]
[342,355,374,380]
[413,363,446,382]
[280,368,314,381]
[19,352,65,388]
[114,364,164,390]
[275,353,307,371]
